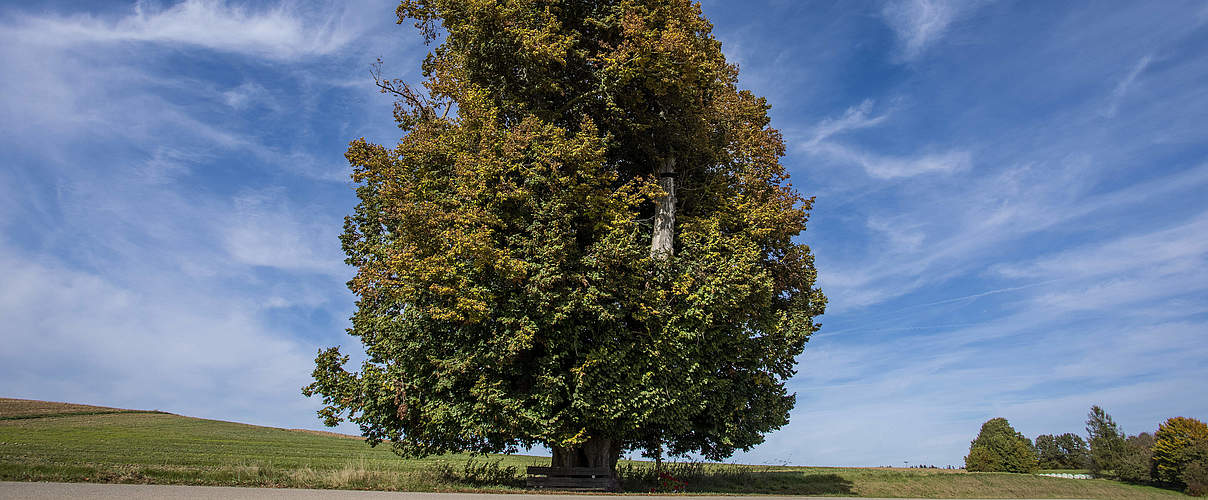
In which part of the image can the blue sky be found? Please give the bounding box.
[1,0,1205,467]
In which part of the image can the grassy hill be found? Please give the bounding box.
[0,398,1188,497]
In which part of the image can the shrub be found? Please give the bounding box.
[965,418,1039,473]
[1184,457,1208,497]
[427,458,522,487]
[1116,432,1155,483]
[1153,417,1208,485]
[1086,405,1127,476]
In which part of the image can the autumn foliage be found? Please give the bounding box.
[304,0,825,478]
[1153,417,1208,488]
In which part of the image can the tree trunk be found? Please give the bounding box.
[648,158,674,482]
[651,157,676,257]
[654,440,663,475]
[550,436,622,491]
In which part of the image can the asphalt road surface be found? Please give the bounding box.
[0,482,1074,500]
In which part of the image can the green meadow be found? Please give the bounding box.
[0,398,1188,497]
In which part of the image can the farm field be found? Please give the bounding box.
[0,398,1188,498]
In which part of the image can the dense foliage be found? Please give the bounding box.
[1152,417,1208,487]
[1086,405,1128,475]
[1035,432,1088,470]
[965,418,1039,473]
[1116,432,1155,483]
[1185,455,1208,497]
[303,0,825,476]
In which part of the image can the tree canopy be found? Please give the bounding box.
[303,0,825,477]
[1035,432,1089,470]
[1086,405,1128,475]
[1153,417,1208,485]
[965,418,1038,473]
[1116,432,1155,483]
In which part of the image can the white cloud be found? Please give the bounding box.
[802,100,890,149]
[994,213,1208,281]
[0,241,325,427]
[813,143,971,179]
[799,100,971,180]
[10,0,358,61]
[988,212,1208,314]
[866,216,925,252]
[880,0,979,61]
[0,11,357,184]
[222,81,271,110]
[817,160,1208,313]
[222,190,347,276]
[0,1,362,430]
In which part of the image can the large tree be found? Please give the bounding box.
[303,0,825,484]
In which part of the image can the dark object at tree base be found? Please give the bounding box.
[526,466,618,491]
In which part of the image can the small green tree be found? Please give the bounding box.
[1086,405,1127,475]
[1036,434,1061,468]
[1056,432,1090,468]
[965,418,1039,473]
[1153,417,1208,486]
[1117,432,1155,483]
[1036,432,1089,469]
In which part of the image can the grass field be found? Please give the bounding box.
[0,398,1188,497]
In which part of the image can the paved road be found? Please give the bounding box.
[0,482,1069,500]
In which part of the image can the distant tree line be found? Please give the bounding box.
[963,406,1207,496]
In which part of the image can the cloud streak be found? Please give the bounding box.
[801,100,890,149]
[799,101,972,180]
[1102,55,1153,118]
[8,0,358,60]
[880,0,986,62]
[811,143,971,179]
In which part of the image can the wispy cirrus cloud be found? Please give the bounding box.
[799,100,971,180]
[993,212,1208,282]
[0,0,386,434]
[818,161,1208,313]
[991,211,1208,314]
[223,190,348,277]
[8,0,360,60]
[810,143,971,180]
[880,0,988,62]
[801,100,890,149]
[0,239,329,426]
[1102,54,1153,118]
[763,200,1208,465]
